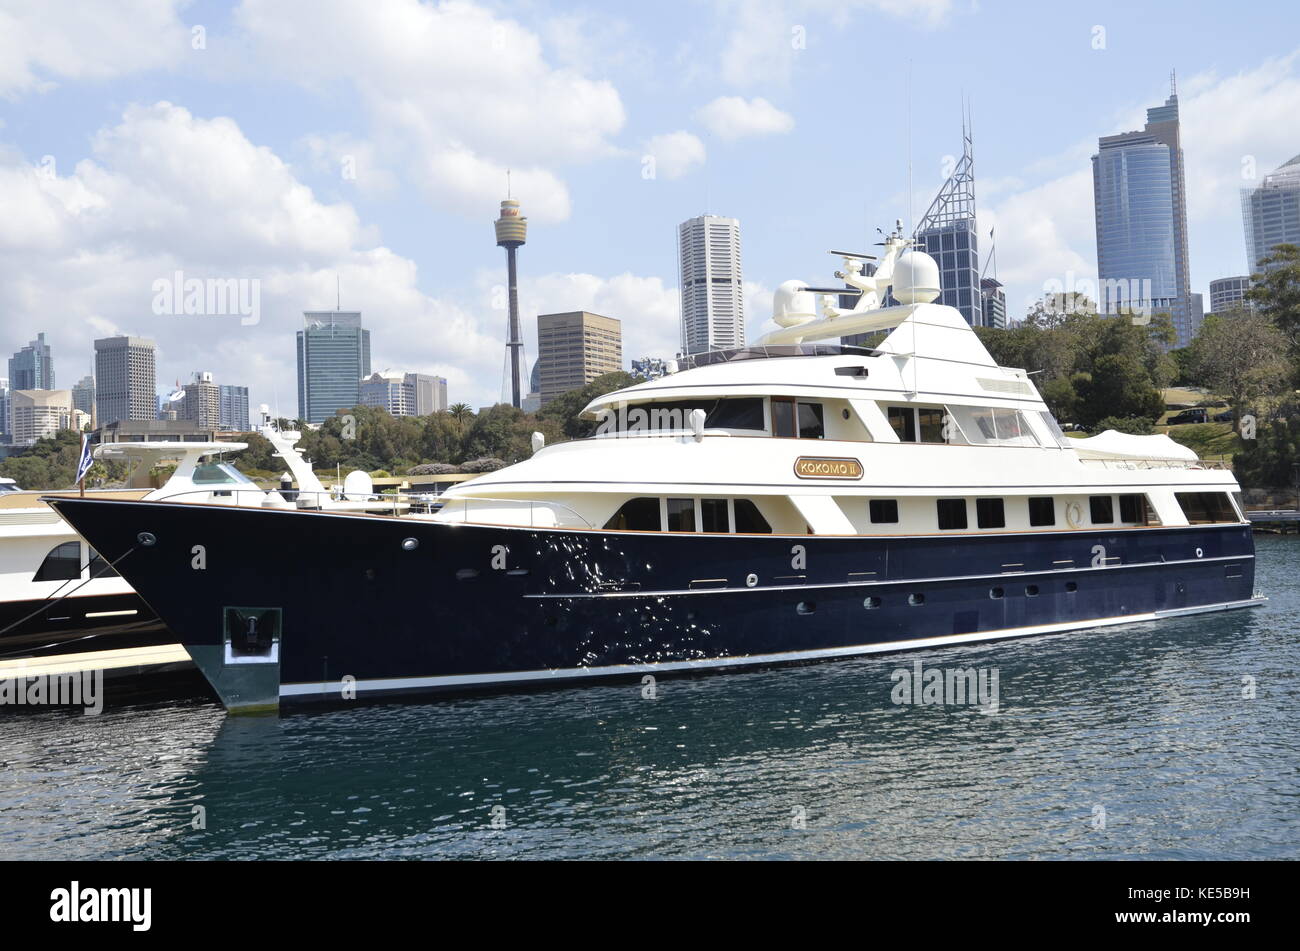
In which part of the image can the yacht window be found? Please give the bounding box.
[976,498,1005,529]
[771,398,825,439]
[1028,497,1056,527]
[87,547,121,579]
[603,497,661,531]
[733,499,772,534]
[700,498,729,533]
[707,398,765,431]
[1175,492,1238,524]
[193,461,255,486]
[869,499,899,524]
[918,409,946,443]
[937,499,968,531]
[666,498,697,532]
[1089,496,1114,524]
[1038,411,1072,448]
[887,406,916,442]
[945,406,1039,447]
[772,398,796,437]
[34,541,81,582]
[797,402,825,439]
[1119,493,1151,525]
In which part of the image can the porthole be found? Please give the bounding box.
[401,537,418,551]
[797,601,816,615]
[989,587,1004,599]
[863,596,881,610]
[1025,584,1039,597]
[842,408,851,420]
[909,593,925,606]
[1065,581,1078,593]
[745,573,758,588]
[137,532,156,546]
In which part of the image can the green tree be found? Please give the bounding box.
[1247,243,1300,359]
[1188,308,1290,420]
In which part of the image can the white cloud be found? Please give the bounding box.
[234,0,626,220]
[300,134,400,199]
[696,96,794,140]
[644,131,707,180]
[424,147,571,222]
[0,0,190,97]
[0,103,514,411]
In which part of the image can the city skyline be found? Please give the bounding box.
[2,2,1299,411]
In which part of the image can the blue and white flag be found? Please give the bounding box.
[76,432,94,485]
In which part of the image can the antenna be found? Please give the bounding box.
[1170,69,1177,96]
[336,275,341,311]
[507,168,512,199]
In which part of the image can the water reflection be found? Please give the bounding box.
[2,537,1296,860]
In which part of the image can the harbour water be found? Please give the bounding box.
[2,536,1297,860]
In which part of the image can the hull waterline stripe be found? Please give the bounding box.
[279,597,1265,699]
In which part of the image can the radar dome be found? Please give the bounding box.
[772,280,817,328]
[891,250,941,305]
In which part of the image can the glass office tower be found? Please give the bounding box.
[1242,154,1300,274]
[296,311,371,424]
[1092,85,1194,347]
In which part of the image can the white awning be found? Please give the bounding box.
[1070,430,1198,462]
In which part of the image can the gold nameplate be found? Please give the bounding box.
[794,456,863,480]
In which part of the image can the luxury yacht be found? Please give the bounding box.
[48,230,1261,712]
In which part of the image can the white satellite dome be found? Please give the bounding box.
[772,279,817,328]
[891,250,941,305]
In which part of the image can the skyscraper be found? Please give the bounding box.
[11,389,73,446]
[979,278,1007,329]
[219,384,250,431]
[678,215,744,356]
[1242,153,1300,273]
[94,336,156,427]
[180,371,221,429]
[71,374,96,425]
[296,311,371,424]
[915,122,982,327]
[360,372,416,416]
[536,311,622,406]
[8,332,54,391]
[1092,81,1194,346]
[404,373,447,416]
[1208,276,1252,313]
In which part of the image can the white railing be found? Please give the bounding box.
[1079,458,1232,471]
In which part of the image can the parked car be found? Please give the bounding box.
[1214,409,1235,423]
[1166,408,1209,425]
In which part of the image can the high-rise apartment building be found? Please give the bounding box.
[536,311,622,406]
[296,311,371,424]
[678,215,744,356]
[1242,153,1300,273]
[94,336,157,427]
[979,278,1007,329]
[219,384,250,431]
[1092,83,1195,347]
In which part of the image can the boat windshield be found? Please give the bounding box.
[192,461,256,486]
[0,481,20,494]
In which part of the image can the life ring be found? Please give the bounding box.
[1065,502,1083,529]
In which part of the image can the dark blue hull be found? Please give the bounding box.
[0,590,171,659]
[46,497,1260,710]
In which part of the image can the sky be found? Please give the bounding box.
[2,0,1299,414]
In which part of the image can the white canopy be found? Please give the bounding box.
[1070,430,1198,462]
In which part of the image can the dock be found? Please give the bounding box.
[1246,510,1300,533]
